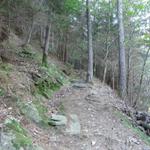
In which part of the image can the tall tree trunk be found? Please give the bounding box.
[42,24,51,67]
[86,0,93,83]
[117,0,127,98]
[134,48,150,107]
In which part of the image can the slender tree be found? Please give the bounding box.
[42,24,51,67]
[117,0,127,98]
[86,0,93,83]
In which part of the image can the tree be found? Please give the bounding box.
[117,0,127,98]
[42,24,51,67]
[86,0,93,83]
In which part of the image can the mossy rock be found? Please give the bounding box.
[4,118,32,150]
[18,102,43,124]
[17,100,49,127]
[115,110,150,146]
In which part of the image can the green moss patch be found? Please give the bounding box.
[0,87,5,96]
[32,64,68,98]
[5,118,32,149]
[0,63,13,72]
[17,99,49,127]
[115,110,150,146]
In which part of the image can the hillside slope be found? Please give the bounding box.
[0,34,150,150]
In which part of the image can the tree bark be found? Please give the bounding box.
[86,0,93,83]
[117,0,127,98]
[42,24,51,67]
[25,19,34,45]
[134,48,150,107]
[40,26,46,48]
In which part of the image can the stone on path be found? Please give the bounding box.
[49,114,67,126]
[49,114,81,135]
[66,114,81,135]
[72,83,87,89]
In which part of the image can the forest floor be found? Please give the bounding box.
[30,80,150,150]
[0,33,150,150]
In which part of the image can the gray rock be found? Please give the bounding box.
[21,103,42,123]
[26,145,44,150]
[143,147,150,150]
[49,114,67,126]
[66,114,81,135]
[0,132,16,150]
[72,83,87,89]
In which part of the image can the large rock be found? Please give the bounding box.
[66,114,81,135]
[49,114,81,135]
[20,103,42,124]
[0,132,16,150]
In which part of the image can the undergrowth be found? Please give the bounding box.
[33,64,68,98]
[115,110,150,146]
[5,118,32,149]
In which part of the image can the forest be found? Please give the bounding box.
[0,0,150,150]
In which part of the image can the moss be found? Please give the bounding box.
[33,65,68,98]
[35,79,60,98]
[12,132,32,149]
[0,87,5,96]
[32,99,49,127]
[0,63,13,72]
[115,110,150,146]
[17,98,49,128]
[5,118,32,149]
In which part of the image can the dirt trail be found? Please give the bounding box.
[34,80,149,150]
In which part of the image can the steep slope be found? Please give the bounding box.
[0,33,70,150]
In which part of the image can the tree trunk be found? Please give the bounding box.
[127,47,131,97]
[42,24,51,67]
[86,0,93,83]
[117,0,127,98]
[63,33,68,63]
[134,48,150,107]
[40,26,46,48]
[103,62,108,83]
[25,19,34,45]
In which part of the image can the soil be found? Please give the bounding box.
[29,80,150,150]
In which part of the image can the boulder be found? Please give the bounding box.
[66,114,81,135]
[49,114,81,135]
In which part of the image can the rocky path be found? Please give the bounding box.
[37,80,149,150]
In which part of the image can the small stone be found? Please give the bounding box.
[128,137,140,145]
[72,83,87,89]
[91,140,96,146]
[49,114,67,126]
